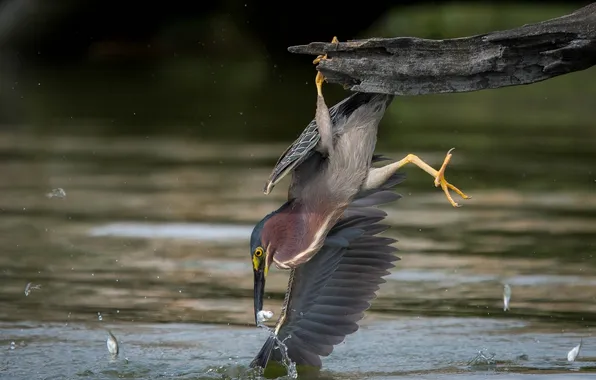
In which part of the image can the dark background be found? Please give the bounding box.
[0,0,594,144]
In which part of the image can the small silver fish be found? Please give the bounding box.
[256,310,274,324]
[107,330,119,357]
[567,338,582,362]
[46,188,66,199]
[24,282,41,296]
[503,284,511,311]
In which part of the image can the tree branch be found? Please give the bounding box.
[288,3,596,96]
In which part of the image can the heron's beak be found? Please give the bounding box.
[253,253,269,325]
[253,267,265,325]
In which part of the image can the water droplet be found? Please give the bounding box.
[46,188,66,199]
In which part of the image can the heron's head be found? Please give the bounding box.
[250,211,276,325]
[251,201,301,324]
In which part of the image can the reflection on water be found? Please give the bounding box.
[89,222,254,241]
[0,128,595,379]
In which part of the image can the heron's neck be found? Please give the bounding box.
[265,199,340,269]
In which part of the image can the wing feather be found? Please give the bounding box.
[265,93,395,193]
[250,165,403,371]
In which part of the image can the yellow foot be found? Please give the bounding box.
[313,36,339,64]
[313,36,339,96]
[374,150,471,208]
[434,148,472,207]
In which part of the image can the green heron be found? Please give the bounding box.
[249,37,470,370]
[250,154,404,372]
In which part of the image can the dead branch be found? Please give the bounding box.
[288,3,596,95]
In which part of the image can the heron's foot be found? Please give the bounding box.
[433,148,471,207]
[363,149,471,208]
[313,36,339,97]
[312,36,339,65]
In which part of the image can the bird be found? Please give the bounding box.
[263,37,470,210]
[248,37,471,374]
[250,154,404,375]
[251,36,470,325]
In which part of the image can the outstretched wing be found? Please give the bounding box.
[263,92,394,195]
[250,169,405,369]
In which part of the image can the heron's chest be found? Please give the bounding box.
[271,205,342,269]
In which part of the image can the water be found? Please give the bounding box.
[0,0,594,376]
[1,118,595,379]
[1,319,594,379]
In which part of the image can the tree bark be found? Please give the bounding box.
[288,3,596,96]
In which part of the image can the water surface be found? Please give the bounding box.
[0,130,595,379]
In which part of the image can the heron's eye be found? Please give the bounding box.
[254,247,264,257]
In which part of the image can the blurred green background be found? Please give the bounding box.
[1,2,596,378]
[2,1,593,144]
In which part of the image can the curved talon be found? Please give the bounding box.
[434,149,471,208]
[434,148,453,188]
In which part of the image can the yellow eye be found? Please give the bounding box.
[254,247,264,257]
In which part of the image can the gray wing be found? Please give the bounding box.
[251,169,405,369]
[263,92,394,195]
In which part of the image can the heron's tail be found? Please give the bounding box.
[334,92,394,123]
[249,335,276,369]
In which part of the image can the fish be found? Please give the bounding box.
[46,188,66,199]
[24,282,41,296]
[106,330,119,357]
[256,310,274,325]
[503,284,511,311]
[567,338,582,362]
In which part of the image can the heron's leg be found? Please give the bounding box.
[363,148,471,207]
[312,36,339,156]
[314,73,334,156]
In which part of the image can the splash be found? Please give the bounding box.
[257,323,297,379]
[467,350,496,369]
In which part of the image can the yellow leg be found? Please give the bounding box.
[315,70,325,97]
[313,36,339,97]
[393,149,471,207]
[365,149,471,207]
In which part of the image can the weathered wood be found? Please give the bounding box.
[288,3,596,96]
